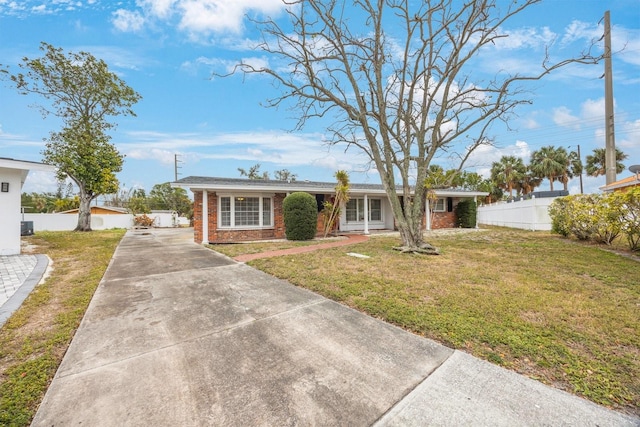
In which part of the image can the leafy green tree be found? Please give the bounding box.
[128,189,150,214]
[148,182,192,217]
[274,169,298,182]
[424,165,459,190]
[530,146,566,191]
[456,172,484,191]
[238,163,269,180]
[6,42,141,231]
[490,156,526,199]
[228,0,600,254]
[585,148,628,177]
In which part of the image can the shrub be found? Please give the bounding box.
[548,197,571,236]
[454,199,477,228]
[133,214,155,227]
[548,190,640,250]
[616,187,640,251]
[283,192,318,240]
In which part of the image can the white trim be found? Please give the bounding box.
[217,194,274,230]
[364,194,369,235]
[433,198,446,212]
[202,190,208,244]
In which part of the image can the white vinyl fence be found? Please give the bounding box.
[477,196,555,231]
[22,212,189,232]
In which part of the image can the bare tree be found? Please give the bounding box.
[230,0,601,253]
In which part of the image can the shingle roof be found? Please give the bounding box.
[173,176,488,197]
[599,174,640,192]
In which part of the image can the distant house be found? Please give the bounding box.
[60,206,128,215]
[173,176,488,244]
[600,174,640,193]
[0,157,56,255]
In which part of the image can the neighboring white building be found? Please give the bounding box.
[0,158,56,255]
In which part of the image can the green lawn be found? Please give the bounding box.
[0,230,125,426]
[215,228,640,415]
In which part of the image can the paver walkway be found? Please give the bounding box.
[0,254,49,328]
[234,234,369,262]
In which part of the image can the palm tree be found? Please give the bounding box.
[585,148,628,177]
[490,155,526,199]
[515,167,543,195]
[557,150,583,191]
[530,146,566,191]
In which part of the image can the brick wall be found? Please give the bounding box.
[431,211,456,229]
[204,192,287,243]
[193,191,203,243]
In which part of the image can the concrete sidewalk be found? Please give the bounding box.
[31,228,638,426]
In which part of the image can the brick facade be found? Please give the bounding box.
[194,189,470,243]
[431,211,456,229]
[193,191,203,243]
[195,192,287,244]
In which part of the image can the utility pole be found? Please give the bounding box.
[174,154,182,182]
[603,10,616,185]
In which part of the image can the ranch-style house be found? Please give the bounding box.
[173,176,488,244]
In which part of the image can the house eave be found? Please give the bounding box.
[173,178,487,199]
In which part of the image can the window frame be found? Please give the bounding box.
[218,194,273,229]
[345,197,384,223]
[433,198,446,212]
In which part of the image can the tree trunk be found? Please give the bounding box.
[386,186,439,255]
[75,191,93,231]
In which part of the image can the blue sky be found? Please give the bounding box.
[1,0,639,198]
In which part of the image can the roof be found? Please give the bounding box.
[172,176,489,198]
[599,174,640,192]
[0,157,56,172]
[59,206,129,214]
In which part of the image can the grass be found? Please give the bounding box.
[0,230,125,426]
[208,236,342,258]
[217,228,639,415]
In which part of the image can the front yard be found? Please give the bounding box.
[212,227,640,415]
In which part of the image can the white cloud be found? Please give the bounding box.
[552,106,580,129]
[580,98,604,121]
[111,0,285,38]
[118,128,371,176]
[137,0,177,20]
[496,26,557,50]
[112,9,145,32]
[126,147,176,165]
[22,170,59,194]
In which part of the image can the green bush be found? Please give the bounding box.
[454,199,477,228]
[616,187,640,251]
[548,189,640,250]
[283,192,318,240]
[548,197,571,236]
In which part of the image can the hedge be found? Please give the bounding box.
[548,187,640,251]
[283,192,318,240]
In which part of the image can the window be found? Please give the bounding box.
[433,198,446,212]
[220,197,231,226]
[262,197,272,226]
[369,199,382,221]
[346,198,383,222]
[346,199,358,222]
[219,195,272,228]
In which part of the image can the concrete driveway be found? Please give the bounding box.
[31,228,638,426]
